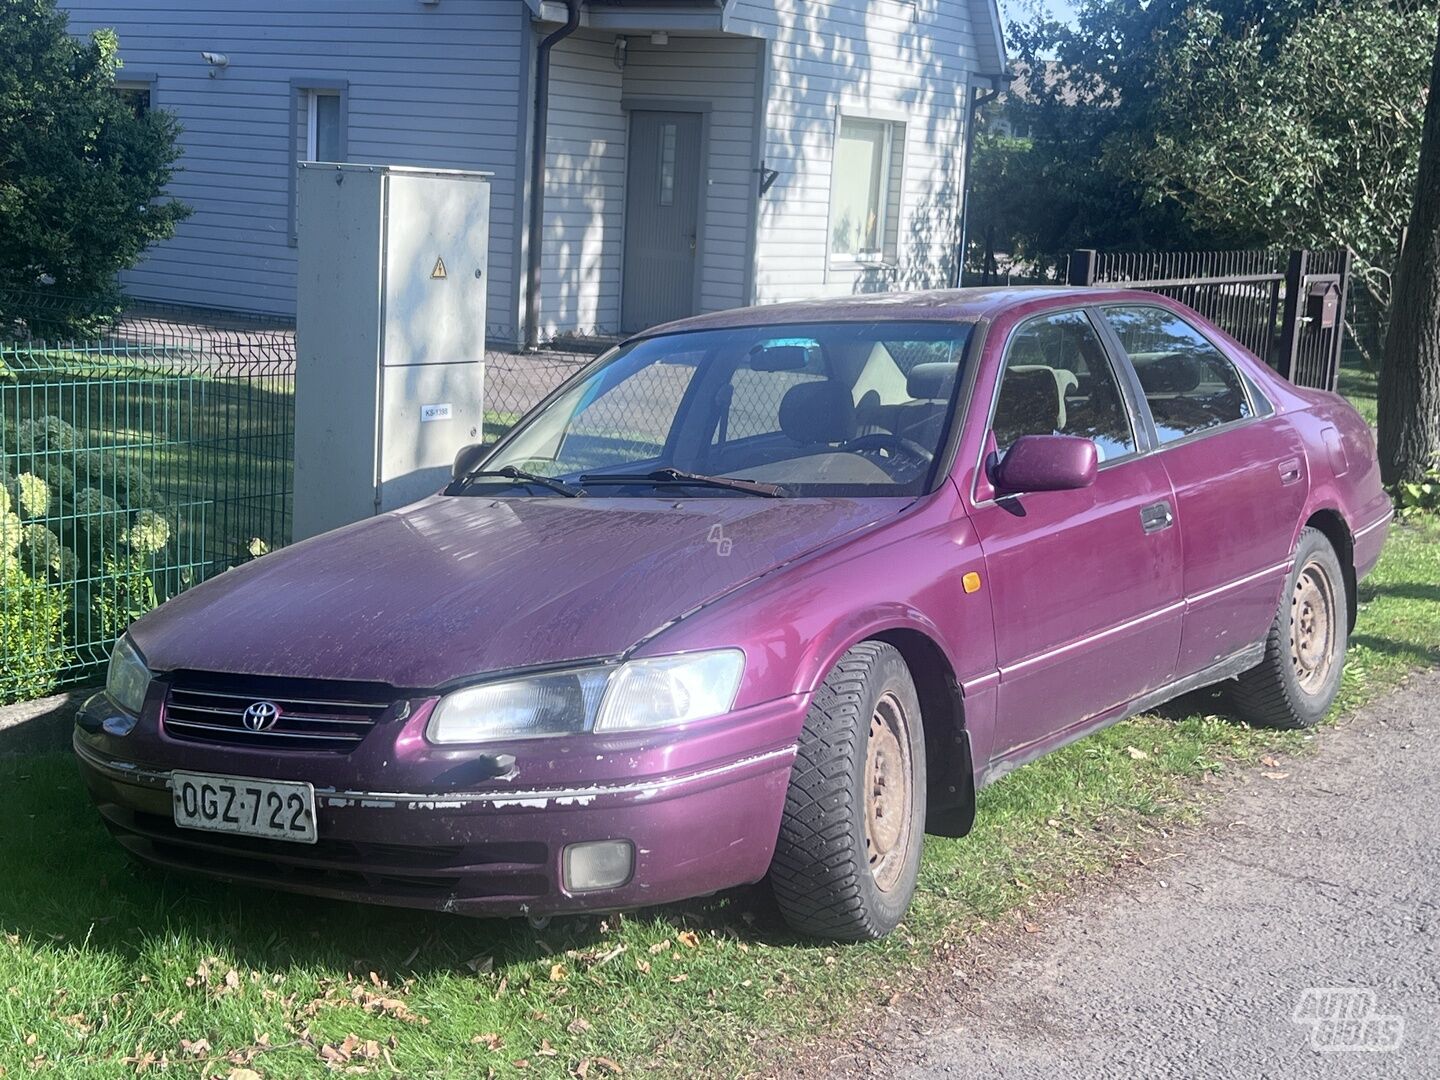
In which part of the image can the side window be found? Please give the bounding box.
[1102,306,1252,444]
[991,310,1136,462]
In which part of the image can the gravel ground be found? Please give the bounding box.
[832,670,1440,1079]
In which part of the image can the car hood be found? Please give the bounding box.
[130,494,898,688]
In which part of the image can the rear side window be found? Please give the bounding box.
[992,309,1137,462]
[1102,306,1252,444]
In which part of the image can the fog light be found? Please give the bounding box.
[562,840,634,892]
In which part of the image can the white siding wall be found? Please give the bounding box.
[60,0,527,333]
[541,30,759,336]
[734,0,982,303]
[542,31,625,335]
[622,35,761,317]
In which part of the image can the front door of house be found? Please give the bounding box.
[622,110,702,333]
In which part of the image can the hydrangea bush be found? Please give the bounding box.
[1,413,174,701]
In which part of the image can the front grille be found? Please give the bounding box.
[163,674,397,752]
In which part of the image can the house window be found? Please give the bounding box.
[830,116,905,264]
[290,81,348,245]
[304,90,343,162]
[114,82,151,119]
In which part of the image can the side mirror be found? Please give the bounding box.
[452,443,488,482]
[993,434,1098,495]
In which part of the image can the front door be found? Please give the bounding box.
[622,110,702,333]
[969,308,1185,765]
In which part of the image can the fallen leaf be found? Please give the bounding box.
[635,959,651,974]
[228,1070,262,1080]
[472,1034,504,1051]
[179,1037,210,1057]
[648,941,671,955]
[512,1060,530,1070]
[538,1039,558,1057]
[1261,771,1290,780]
[675,931,701,949]
[1125,746,1149,760]
[549,963,568,982]
[592,1057,623,1075]
[1260,754,1281,767]
[669,974,688,983]
[567,1017,593,1036]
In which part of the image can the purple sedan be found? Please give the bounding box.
[75,288,1390,940]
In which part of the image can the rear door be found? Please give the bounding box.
[968,308,1184,765]
[1098,305,1308,677]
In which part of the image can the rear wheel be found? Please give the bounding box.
[1230,527,1348,729]
[769,642,926,941]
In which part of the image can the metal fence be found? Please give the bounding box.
[0,292,611,702]
[1,292,297,701]
[1067,247,1352,391]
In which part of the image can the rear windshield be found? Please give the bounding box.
[478,320,974,498]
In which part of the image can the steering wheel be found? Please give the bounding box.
[840,432,935,464]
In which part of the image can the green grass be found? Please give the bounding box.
[1338,363,1378,427]
[2,517,1437,1079]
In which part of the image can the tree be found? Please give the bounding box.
[983,0,1433,349]
[1124,0,1435,366]
[0,0,188,328]
[1378,15,1440,486]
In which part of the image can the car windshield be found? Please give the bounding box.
[474,320,974,498]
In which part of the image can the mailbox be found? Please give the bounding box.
[1306,281,1341,330]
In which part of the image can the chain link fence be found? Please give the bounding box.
[0,292,609,702]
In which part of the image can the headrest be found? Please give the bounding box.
[906,362,960,401]
[1132,352,1202,394]
[779,381,857,445]
[994,366,1064,435]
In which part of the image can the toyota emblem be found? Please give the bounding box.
[242,701,282,732]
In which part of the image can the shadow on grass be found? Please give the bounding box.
[0,754,797,982]
[1360,582,1440,605]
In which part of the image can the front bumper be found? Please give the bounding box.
[73,695,801,917]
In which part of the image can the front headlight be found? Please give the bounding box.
[426,649,744,744]
[106,636,152,716]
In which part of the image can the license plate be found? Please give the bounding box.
[172,771,317,845]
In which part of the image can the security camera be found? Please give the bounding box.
[200,51,229,68]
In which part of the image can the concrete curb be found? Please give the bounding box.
[0,687,96,755]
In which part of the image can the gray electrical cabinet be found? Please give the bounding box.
[293,163,491,540]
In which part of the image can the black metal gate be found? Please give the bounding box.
[1066,247,1352,391]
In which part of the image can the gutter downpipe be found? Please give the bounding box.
[951,80,1002,289]
[524,0,583,350]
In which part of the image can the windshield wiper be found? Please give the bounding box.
[578,467,786,498]
[455,466,586,498]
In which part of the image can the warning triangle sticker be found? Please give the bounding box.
[430,256,447,280]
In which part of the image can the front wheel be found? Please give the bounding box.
[769,642,927,941]
[1230,527,1348,729]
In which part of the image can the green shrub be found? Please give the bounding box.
[0,510,22,558]
[0,561,68,704]
[10,472,49,519]
[14,416,83,457]
[1394,460,1440,519]
[20,522,75,581]
[33,460,78,504]
[92,553,158,641]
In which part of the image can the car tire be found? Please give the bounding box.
[1230,527,1349,729]
[769,641,927,941]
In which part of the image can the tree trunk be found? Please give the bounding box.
[1379,17,1440,486]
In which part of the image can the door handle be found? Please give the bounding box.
[1279,458,1302,486]
[1140,500,1174,534]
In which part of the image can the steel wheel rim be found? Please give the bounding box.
[1290,559,1337,694]
[864,691,913,893]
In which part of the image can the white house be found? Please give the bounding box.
[60,0,1008,345]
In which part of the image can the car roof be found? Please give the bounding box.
[633,287,1148,338]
